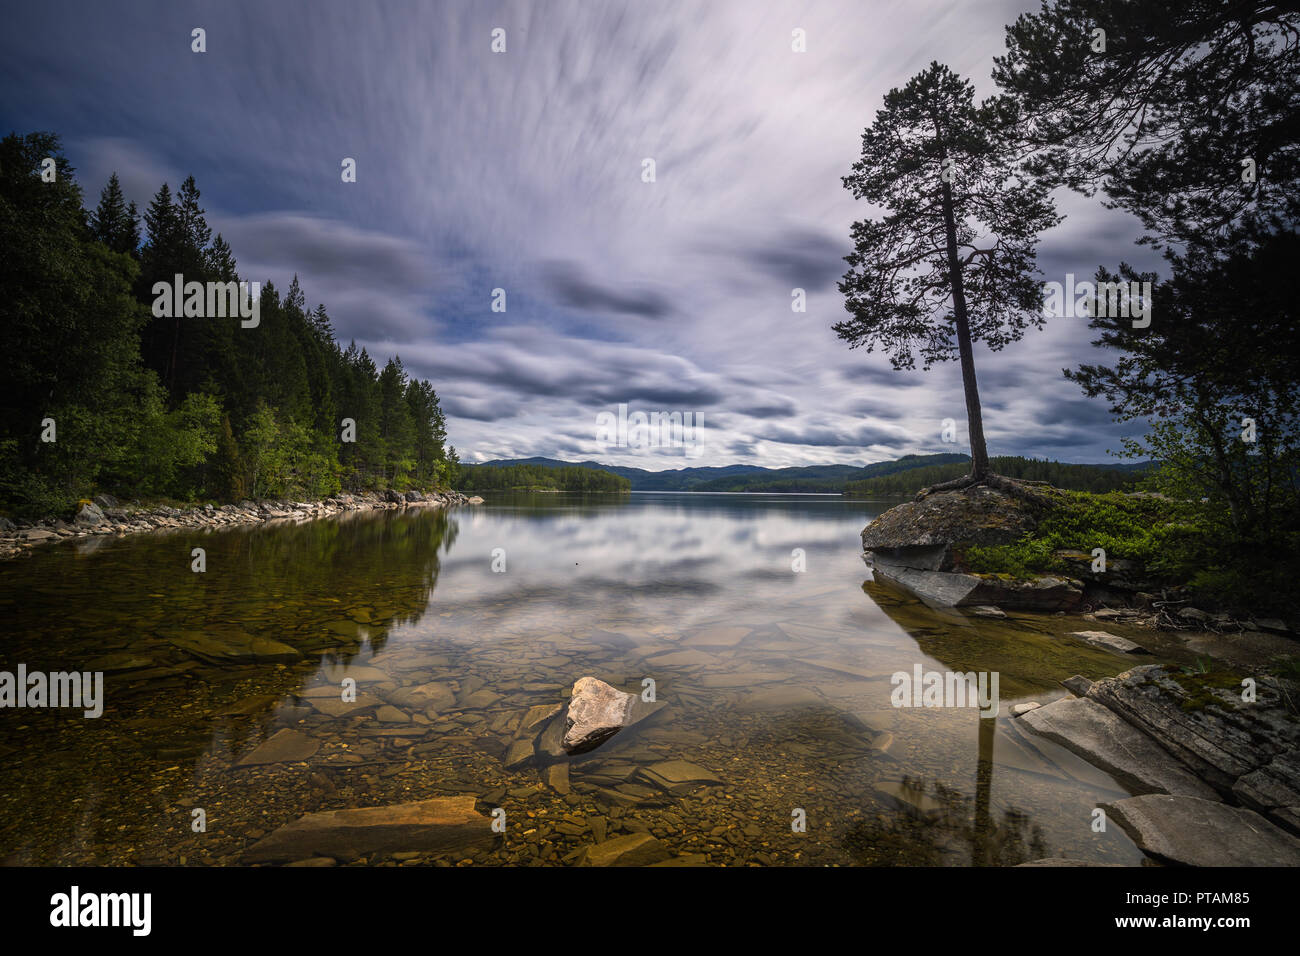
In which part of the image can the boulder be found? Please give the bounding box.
[243,796,492,862]
[383,489,403,504]
[74,501,106,527]
[403,490,424,502]
[562,676,663,754]
[92,493,119,509]
[862,485,1036,567]
[1103,794,1300,867]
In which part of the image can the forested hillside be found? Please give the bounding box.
[0,132,458,517]
[457,463,630,493]
[843,456,1145,496]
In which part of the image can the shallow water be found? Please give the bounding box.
[0,491,1155,866]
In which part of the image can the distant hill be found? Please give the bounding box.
[469,453,1154,494]
[842,455,1153,496]
[473,453,969,492]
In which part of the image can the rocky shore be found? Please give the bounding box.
[861,485,1295,634]
[0,489,484,560]
[861,484,1300,866]
[1014,664,1300,865]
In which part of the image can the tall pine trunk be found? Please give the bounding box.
[938,169,990,479]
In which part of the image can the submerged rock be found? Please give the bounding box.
[874,779,945,820]
[1067,630,1147,654]
[243,796,492,863]
[579,833,670,866]
[165,629,302,664]
[1015,858,1126,867]
[236,729,320,767]
[869,565,1082,611]
[637,760,723,793]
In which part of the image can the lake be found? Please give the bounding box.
[0,491,1150,866]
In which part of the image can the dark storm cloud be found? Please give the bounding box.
[540,260,673,319]
[220,215,434,291]
[757,422,911,448]
[734,399,798,418]
[741,229,849,290]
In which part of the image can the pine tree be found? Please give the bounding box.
[89,173,140,255]
[836,63,1060,485]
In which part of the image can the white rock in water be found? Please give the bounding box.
[562,676,661,754]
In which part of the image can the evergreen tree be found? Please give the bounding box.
[836,63,1060,484]
[993,0,1300,246]
[89,173,140,256]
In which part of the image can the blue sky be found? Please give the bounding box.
[0,0,1163,469]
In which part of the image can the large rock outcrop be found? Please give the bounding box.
[1018,664,1300,855]
[861,486,1082,610]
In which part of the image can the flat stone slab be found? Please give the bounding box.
[243,796,492,862]
[637,760,723,793]
[681,625,750,648]
[1087,665,1300,795]
[580,833,670,866]
[165,629,302,664]
[736,685,825,712]
[793,657,890,681]
[236,729,320,767]
[1016,858,1127,867]
[308,692,383,718]
[318,663,389,684]
[1104,794,1300,866]
[643,649,719,669]
[871,565,1081,611]
[502,738,535,769]
[1069,630,1145,654]
[1020,698,1217,799]
[874,780,945,819]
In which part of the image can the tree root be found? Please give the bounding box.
[916,472,1058,509]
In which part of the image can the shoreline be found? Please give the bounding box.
[0,489,485,561]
